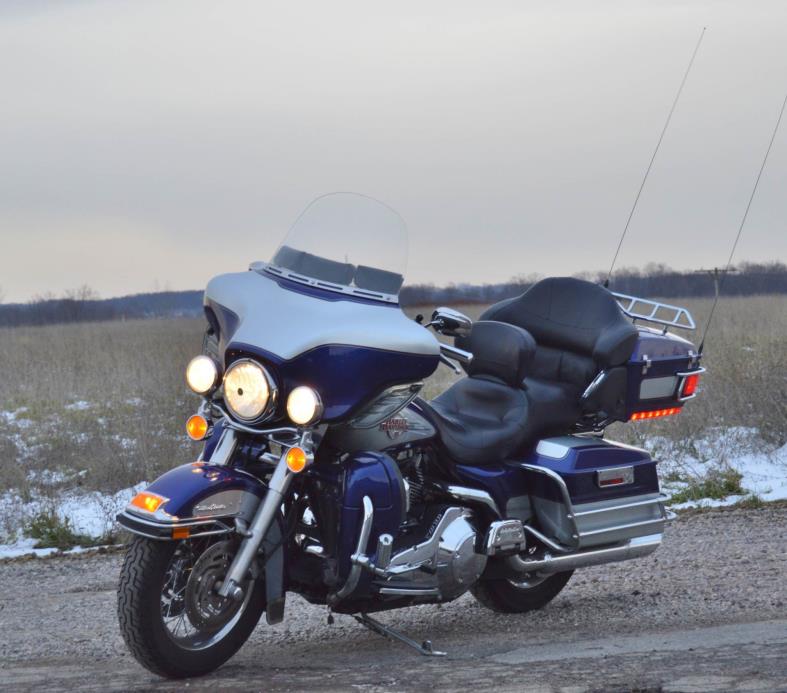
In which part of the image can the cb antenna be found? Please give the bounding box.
[605,27,707,287]
[698,90,787,354]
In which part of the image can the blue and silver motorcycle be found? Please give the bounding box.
[116,193,704,678]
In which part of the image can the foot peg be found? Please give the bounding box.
[353,613,447,657]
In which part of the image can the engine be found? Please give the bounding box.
[374,505,487,600]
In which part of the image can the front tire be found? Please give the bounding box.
[117,536,266,679]
[471,570,573,613]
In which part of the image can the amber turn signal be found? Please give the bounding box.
[186,414,210,441]
[285,446,308,473]
[130,491,167,514]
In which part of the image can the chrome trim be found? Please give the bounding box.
[523,524,572,553]
[222,358,279,425]
[331,496,375,603]
[578,516,666,538]
[517,464,581,547]
[508,533,663,576]
[611,292,696,330]
[439,343,473,365]
[116,510,234,540]
[429,307,473,338]
[377,586,441,597]
[431,482,501,517]
[573,493,669,517]
[484,519,526,556]
[676,366,706,402]
[581,370,608,401]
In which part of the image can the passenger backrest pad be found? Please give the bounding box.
[478,277,638,386]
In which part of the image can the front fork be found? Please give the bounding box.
[218,453,294,599]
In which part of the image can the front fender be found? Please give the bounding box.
[117,462,266,538]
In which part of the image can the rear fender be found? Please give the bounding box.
[116,462,286,624]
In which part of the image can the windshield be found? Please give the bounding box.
[266,192,408,302]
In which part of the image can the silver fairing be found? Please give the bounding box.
[205,268,439,361]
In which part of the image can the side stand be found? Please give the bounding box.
[353,613,447,657]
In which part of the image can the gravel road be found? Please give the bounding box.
[1,506,785,692]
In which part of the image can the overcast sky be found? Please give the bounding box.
[1,0,786,303]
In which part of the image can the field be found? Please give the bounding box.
[0,294,785,549]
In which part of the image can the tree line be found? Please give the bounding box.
[0,262,785,327]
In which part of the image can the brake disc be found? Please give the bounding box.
[184,540,244,631]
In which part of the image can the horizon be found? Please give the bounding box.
[1,257,784,306]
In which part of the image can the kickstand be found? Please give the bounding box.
[353,613,447,657]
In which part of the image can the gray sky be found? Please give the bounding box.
[1,0,786,303]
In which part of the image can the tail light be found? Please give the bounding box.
[630,407,681,421]
[677,367,706,401]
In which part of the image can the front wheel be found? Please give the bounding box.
[471,570,573,613]
[117,536,267,679]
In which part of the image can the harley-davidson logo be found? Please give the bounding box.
[379,417,409,439]
[194,502,227,513]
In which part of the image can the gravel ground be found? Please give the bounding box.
[1,506,786,692]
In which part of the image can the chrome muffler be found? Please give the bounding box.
[507,533,662,576]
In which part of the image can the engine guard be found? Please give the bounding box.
[116,461,286,625]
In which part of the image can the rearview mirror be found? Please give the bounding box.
[430,307,473,337]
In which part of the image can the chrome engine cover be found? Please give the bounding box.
[378,507,487,600]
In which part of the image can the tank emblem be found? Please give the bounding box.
[379,417,409,439]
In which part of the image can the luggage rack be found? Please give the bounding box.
[611,292,696,331]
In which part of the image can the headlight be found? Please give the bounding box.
[223,359,276,422]
[287,386,323,426]
[186,355,219,395]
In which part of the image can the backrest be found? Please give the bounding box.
[476,277,638,387]
[465,320,536,387]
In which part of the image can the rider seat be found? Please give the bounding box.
[419,321,535,465]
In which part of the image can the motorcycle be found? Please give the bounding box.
[116,192,704,678]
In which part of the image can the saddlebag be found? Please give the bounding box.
[514,435,667,550]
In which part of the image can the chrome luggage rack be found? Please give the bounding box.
[611,292,696,331]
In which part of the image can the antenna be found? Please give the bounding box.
[605,27,707,288]
[698,90,787,354]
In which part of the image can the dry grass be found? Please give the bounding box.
[0,294,784,497]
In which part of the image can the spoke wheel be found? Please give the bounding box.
[118,536,267,679]
[160,540,253,651]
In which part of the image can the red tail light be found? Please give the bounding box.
[681,373,701,398]
[630,407,681,421]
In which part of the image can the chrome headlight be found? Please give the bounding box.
[223,359,277,422]
[286,386,323,426]
[186,355,220,395]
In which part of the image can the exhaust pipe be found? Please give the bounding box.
[508,533,662,576]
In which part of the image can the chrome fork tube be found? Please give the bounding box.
[217,454,293,599]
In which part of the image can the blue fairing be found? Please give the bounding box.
[226,342,437,422]
[337,452,404,582]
